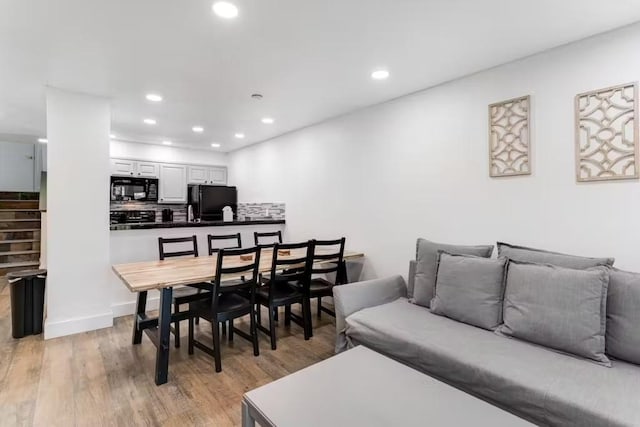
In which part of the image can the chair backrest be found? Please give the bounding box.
[208,233,242,255]
[254,230,282,247]
[311,237,346,277]
[268,241,315,294]
[211,246,262,307]
[158,235,199,260]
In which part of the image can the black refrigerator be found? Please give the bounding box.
[188,185,237,221]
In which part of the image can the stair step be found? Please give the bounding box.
[0,218,41,222]
[0,221,41,230]
[0,230,41,241]
[0,211,40,220]
[0,261,40,268]
[0,250,40,256]
[0,239,39,244]
[0,192,39,200]
[0,240,40,252]
[0,200,40,209]
[0,261,41,277]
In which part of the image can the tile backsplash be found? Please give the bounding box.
[237,203,285,220]
[110,201,187,222]
[110,201,285,222]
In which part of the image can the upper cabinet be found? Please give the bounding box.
[188,165,227,185]
[187,165,209,184]
[159,164,187,203]
[136,162,159,178]
[210,167,227,185]
[110,159,136,176]
[110,159,160,178]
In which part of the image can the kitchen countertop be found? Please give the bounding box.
[110,219,285,231]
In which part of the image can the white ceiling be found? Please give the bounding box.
[1,0,640,152]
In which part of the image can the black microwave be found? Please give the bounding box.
[110,177,159,202]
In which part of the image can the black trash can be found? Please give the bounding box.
[8,269,47,339]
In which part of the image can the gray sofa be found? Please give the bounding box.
[334,265,640,427]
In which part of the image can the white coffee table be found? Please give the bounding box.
[242,345,533,427]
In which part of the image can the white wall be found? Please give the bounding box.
[229,23,640,280]
[45,88,112,338]
[110,140,227,165]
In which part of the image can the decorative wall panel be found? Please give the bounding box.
[489,95,531,177]
[575,82,639,182]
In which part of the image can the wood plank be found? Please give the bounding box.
[113,249,365,292]
[0,272,339,427]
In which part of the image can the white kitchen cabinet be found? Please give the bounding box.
[188,165,227,185]
[210,166,227,185]
[187,165,210,184]
[159,163,187,203]
[110,159,136,176]
[111,159,159,178]
[136,161,159,178]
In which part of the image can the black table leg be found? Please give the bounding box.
[337,260,349,284]
[132,291,148,345]
[155,287,173,385]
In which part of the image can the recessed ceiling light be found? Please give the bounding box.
[143,118,157,125]
[211,143,221,148]
[162,140,172,145]
[212,1,238,19]
[371,69,390,80]
[37,138,47,143]
[234,133,245,139]
[192,126,204,133]
[146,93,163,102]
[261,117,274,124]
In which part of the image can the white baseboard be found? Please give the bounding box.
[111,297,160,318]
[44,311,113,340]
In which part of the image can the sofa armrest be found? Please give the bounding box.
[333,275,407,353]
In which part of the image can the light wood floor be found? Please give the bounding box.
[0,277,337,426]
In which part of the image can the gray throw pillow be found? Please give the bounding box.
[497,261,610,366]
[431,252,507,330]
[606,268,640,364]
[413,238,494,307]
[497,242,614,269]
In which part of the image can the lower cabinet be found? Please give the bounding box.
[159,164,187,203]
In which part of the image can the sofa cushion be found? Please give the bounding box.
[345,299,640,427]
[607,268,640,365]
[413,238,493,307]
[431,252,507,330]
[497,261,610,366]
[497,242,614,269]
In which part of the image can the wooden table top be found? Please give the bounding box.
[112,249,364,292]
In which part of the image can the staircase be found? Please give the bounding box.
[0,192,41,277]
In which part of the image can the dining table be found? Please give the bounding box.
[112,248,365,385]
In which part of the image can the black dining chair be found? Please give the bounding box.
[254,230,282,247]
[256,241,314,350]
[158,236,212,348]
[309,238,346,321]
[188,246,261,372]
[207,233,242,255]
[207,232,243,334]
